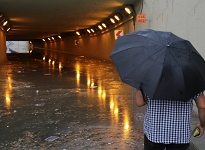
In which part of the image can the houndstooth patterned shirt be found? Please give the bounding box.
[144,93,202,144]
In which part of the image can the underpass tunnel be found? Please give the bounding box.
[0,2,140,64]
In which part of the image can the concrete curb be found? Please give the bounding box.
[188,142,199,150]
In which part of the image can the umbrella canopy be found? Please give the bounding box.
[110,29,205,101]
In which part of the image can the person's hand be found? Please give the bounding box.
[193,124,204,138]
[135,90,146,107]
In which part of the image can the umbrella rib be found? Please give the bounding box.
[135,34,165,46]
[120,32,167,48]
[169,45,189,60]
[126,46,167,91]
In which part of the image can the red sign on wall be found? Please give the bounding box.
[74,40,79,45]
[114,30,124,39]
[137,14,146,23]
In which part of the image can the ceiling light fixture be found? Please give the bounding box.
[98,25,103,30]
[91,29,95,33]
[3,20,8,26]
[102,23,107,28]
[76,31,80,35]
[114,15,120,21]
[110,18,115,24]
[6,27,10,32]
[87,29,91,33]
[125,7,132,14]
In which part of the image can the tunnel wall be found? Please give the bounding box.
[33,20,135,63]
[135,0,205,59]
[32,1,142,62]
[0,29,7,64]
[31,0,205,62]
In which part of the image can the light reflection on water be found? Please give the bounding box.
[5,93,11,109]
[0,54,143,146]
[71,57,135,137]
[75,61,81,87]
[123,108,131,138]
[110,96,119,126]
[5,76,12,109]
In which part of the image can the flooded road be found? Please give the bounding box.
[0,54,145,149]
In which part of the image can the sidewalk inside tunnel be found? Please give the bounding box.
[0,53,203,150]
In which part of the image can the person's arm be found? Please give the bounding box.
[136,90,147,107]
[193,93,205,138]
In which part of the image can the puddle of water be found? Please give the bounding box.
[0,54,145,149]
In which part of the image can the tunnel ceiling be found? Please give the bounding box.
[0,0,138,41]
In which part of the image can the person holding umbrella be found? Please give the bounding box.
[110,29,205,150]
[136,90,205,150]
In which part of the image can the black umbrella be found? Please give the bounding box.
[110,29,205,101]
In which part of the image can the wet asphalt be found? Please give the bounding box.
[0,53,203,150]
[0,53,145,149]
